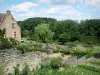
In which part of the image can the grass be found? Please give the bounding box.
[71,66,100,75]
[92,46,100,53]
[33,65,100,75]
[80,35,100,44]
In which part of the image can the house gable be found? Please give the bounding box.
[0,10,21,42]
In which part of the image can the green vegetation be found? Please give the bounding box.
[80,36,100,44]
[0,28,6,37]
[18,18,100,44]
[0,65,5,75]
[92,46,100,53]
[34,24,54,43]
[0,37,13,49]
[9,58,100,75]
[50,57,62,70]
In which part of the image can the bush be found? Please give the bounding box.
[0,65,5,75]
[60,49,71,54]
[53,47,61,53]
[66,42,76,48]
[86,53,93,58]
[13,64,20,75]
[16,44,27,54]
[72,47,93,58]
[0,37,13,49]
[9,37,19,46]
[22,63,31,75]
[50,57,62,70]
[85,48,92,55]
[94,52,100,58]
[72,48,86,58]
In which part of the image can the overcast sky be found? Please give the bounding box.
[0,0,100,21]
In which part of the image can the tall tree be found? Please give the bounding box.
[34,24,54,43]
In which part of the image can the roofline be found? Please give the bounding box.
[0,14,5,26]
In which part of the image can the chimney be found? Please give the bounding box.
[6,10,11,15]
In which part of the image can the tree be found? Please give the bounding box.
[0,28,6,37]
[34,24,54,43]
[55,20,80,43]
[59,32,71,44]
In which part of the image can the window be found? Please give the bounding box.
[12,23,15,29]
[14,32,16,39]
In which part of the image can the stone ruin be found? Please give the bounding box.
[0,49,42,74]
[62,56,86,65]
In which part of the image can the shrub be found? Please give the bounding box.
[72,48,86,58]
[85,48,92,55]
[60,50,71,54]
[0,37,13,49]
[22,63,30,75]
[66,42,76,48]
[9,37,19,46]
[50,57,62,70]
[53,47,61,53]
[86,53,93,58]
[13,64,20,75]
[0,65,5,75]
[94,52,100,58]
[16,44,27,54]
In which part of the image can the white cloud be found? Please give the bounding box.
[68,0,77,4]
[37,0,52,4]
[11,2,92,21]
[11,2,38,12]
[70,0,83,3]
[45,5,87,20]
[37,0,83,4]
[85,0,100,6]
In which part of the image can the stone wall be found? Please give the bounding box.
[62,56,86,65]
[0,49,42,74]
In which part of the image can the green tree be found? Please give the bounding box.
[34,24,54,43]
[59,32,71,44]
[0,28,6,37]
[55,20,80,43]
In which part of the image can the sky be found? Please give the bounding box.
[0,0,100,21]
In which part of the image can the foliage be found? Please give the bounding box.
[94,52,100,58]
[79,19,100,37]
[13,64,20,75]
[66,42,77,48]
[34,24,54,43]
[16,44,27,54]
[0,37,13,49]
[72,48,92,58]
[78,65,100,73]
[0,65,5,75]
[89,60,100,66]
[53,47,61,53]
[9,37,18,46]
[86,53,93,58]
[0,28,6,36]
[60,48,71,54]
[50,57,62,70]
[80,35,100,44]
[18,17,100,44]
[59,33,71,44]
[22,63,31,75]
[17,17,57,37]
[9,59,100,75]
[92,46,100,53]
[55,20,80,44]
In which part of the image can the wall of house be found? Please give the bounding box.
[1,11,21,42]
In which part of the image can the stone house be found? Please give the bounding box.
[0,10,21,42]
